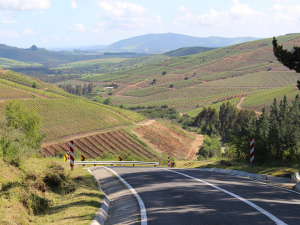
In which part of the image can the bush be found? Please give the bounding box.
[198,135,221,158]
[55,149,64,158]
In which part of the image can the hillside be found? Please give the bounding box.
[84,33,300,112]
[0,68,145,143]
[0,44,107,67]
[102,33,259,53]
[164,46,216,57]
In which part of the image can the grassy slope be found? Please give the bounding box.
[185,98,240,117]
[54,58,130,69]
[164,46,216,57]
[173,159,300,177]
[241,86,299,110]
[0,57,42,68]
[0,158,102,224]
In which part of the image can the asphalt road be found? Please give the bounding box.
[103,167,300,225]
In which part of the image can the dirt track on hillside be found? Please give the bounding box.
[236,97,262,116]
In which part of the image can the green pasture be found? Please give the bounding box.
[0,57,42,68]
[185,98,240,117]
[54,58,129,69]
[241,86,298,110]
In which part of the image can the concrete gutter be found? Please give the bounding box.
[195,168,300,190]
[87,169,110,225]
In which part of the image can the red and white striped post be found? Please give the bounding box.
[250,138,254,168]
[168,154,170,168]
[69,141,74,171]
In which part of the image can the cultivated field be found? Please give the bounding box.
[78,34,300,112]
[42,129,159,159]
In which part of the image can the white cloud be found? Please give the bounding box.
[65,37,71,41]
[154,15,161,23]
[0,29,19,38]
[71,1,77,10]
[91,28,102,33]
[177,6,188,13]
[67,23,89,32]
[96,1,149,30]
[0,0,51,11]
[42,37,48,43]
[270,0,289,2]
[22,29,37,35]
[174,0,300,28]
[2,19,17,23]
[51,35,59,41]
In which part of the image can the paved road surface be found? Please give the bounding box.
[98,167,300,225]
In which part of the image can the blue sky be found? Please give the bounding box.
[0,0,299,48]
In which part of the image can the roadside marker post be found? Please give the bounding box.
[250,138,254,168]
[168,154,170,168]
[69,141,74,171]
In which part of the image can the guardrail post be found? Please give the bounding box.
[111,164,113,166]
[94,164,96,166]
[133,164,135,166]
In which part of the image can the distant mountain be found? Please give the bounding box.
[102,33,260,54]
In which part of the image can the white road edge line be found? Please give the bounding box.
[164,168,288,225]
[103,166,147,225]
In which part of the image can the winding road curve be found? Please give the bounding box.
[97,166,300,225]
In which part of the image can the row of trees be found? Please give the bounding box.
[58,82,94,96]
[194,95,300,162]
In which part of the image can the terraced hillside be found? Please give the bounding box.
[41,120,203,160]
[83,34,300,112]
[42,129,159,159]
[0,68,145,142]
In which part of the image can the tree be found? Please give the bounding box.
[30,45,38,50]
[88,82,94,93]
[103,97,113,106]
[169,84,174,88]
[152,79,157,85]
[4,99,42,148]
[273,37,300,89]
[162,71,167,76]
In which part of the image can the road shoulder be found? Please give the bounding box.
[89,167,140,225]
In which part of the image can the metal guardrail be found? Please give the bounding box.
[74,161,159,167]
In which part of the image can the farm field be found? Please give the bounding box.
[132,120,203,160]
[85,34,300,87]
[0,82,36,100]
[42,129,160,159]
[0,57,42,68]
[241,86,298,110]
[74,33,300,112]
[54,58,129,69]
[185,98,240,117]
[0,99,138,142]
[117,87,259,109]
[196,71,300,88]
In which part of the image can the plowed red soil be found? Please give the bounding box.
[131,121,203,160]
[42,130,158,159]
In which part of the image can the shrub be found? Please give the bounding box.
[198,135,221,158]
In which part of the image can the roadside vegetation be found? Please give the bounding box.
[0,100,102,224]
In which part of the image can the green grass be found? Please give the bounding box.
[185,98,240,117]
[242,86,298,109]
[197,71,300,88]
[54,58,129,69]
[0,157,102,224]
[0,57,42,68]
